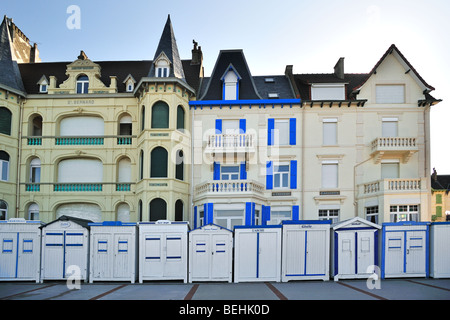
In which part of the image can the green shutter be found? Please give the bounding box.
[150,147,168,178]
[152,102,169,128]
[436,194,442,204]
[436,206,442,217]
[0,108,12,135]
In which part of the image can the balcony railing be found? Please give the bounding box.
[23,135,135,146]
[195,180,265,196]
[22,182,135,192]
[371,137,417,152]
[362,178,424,195]
[206,134,255,153]
[54,183,103,192]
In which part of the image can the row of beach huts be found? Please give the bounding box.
[1,215,449,283]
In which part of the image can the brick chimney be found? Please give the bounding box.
[334,57,345,80]
[191,40,203,65]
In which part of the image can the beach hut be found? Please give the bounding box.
[381,221,430,279]
[281,220,331,282]
[40,215,91,282]
[331,217,381,281]
[234,225,282,283]
[430,222,450,278]
[0,218,42,282]
[89,221,137,283]
[189,223,233,283]
[138,221,188,283]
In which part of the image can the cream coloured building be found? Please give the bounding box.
[0,15,442,226]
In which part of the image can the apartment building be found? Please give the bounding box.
[0,15,441,226]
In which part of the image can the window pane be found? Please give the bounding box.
[322,164,338,188]
[376,85,405,104]
[151,102,169,128]
[1,161,8,181]
[0,108,12,135]
[150,147,168,178]
[274,120,289,145]
[323,122,337,145]
[381,163,399,179]
[382,121,398,137]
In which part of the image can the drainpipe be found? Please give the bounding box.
[190,101,194,227]
[15,96,24,218]
[301,101,305,219]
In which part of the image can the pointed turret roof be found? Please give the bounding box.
[148,15,185,81]
[0,15,26,96]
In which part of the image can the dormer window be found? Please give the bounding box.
[155,53,170,78]
[123,74,136,93]
[76,75,89,94]
[221,65,241,100]
[37,75,49,94]
[311,83,345,101]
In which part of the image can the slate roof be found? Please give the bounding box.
[293,73,368,100]
[431,175,450,191]
[18,59,202,94]
[148,15,185,81]
[0,16,26,95]
[199,50,262,100]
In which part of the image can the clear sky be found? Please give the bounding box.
[3,0,450,174]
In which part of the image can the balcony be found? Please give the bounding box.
[370,137,418,163]
[23,136,135,146]
[361,178,425,196]
[205,133,256,154]
[194,180,265,199]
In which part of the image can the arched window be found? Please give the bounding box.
[141,106,145,131]
[117,203,130,222]
[0,200,7,220]
[0,151,10,182]
[118,114,132,136]
[177,105,185,131]
[139,150,144,180]
[28,203,39,220]
[149,198,167,221]
[138,200,143,221]
[76,75,89,94]
[117,157,131,183]
[150,147,168,178]
[0,107,12,136]
[175,200,183,221]
[151,101,169,129]
[56,203,102,222]
[30,114,43,136]
[29,158,41,183]
[175,149,184,181]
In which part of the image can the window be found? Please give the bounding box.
[366,206,379,224]
[269,209,291,225]
[177,106,185,131]
[323,118,337,145]
[29,158,41,183]
[141,106,145,131]
[58,158,103,183]
[119,114,132,136]
[139,150,144,180]
[118,157,131,183]
[376,85,405,104]
[381,161,399,179]
[28,203,39,220]
[274,163,290,189]
[157,67,169,78]
[221,165,240,180]
[0,151,10,182]
[311,84,345,100]
[149,198,167,221]
[127,83,134,92]
[30,115,43,136]
[198,209,204,227]
[138,200,143,221]
[76,75,89,94]
[390,205,419,222]
[274,120,290,146]
[60,116,104,136]
[318,209,339,223]
[117,203,130,222]
[223,69,239,100]
[214,209,244,230]
[322,161,338,189]
[175,200,183,221]
[39,83,48,93]
[0,200,7,220]
[0,107,12,136]
[150,147,168,178]
[382,118,398,137]
[151,101,169,129]
[175,150,184,181]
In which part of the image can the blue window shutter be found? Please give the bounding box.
[292,205,299,221]
[239,119,246,134]
[262,205,271,225]
[215,119,222,134]
[205,203,214,225]
[245,202,252,226]
[213,162,220,180]
[290,118,296,145]
[266,161,273,190]
[240,162,247,180]
[194,206,198,229]
[267,118,274,146]
[290,160,297,189]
